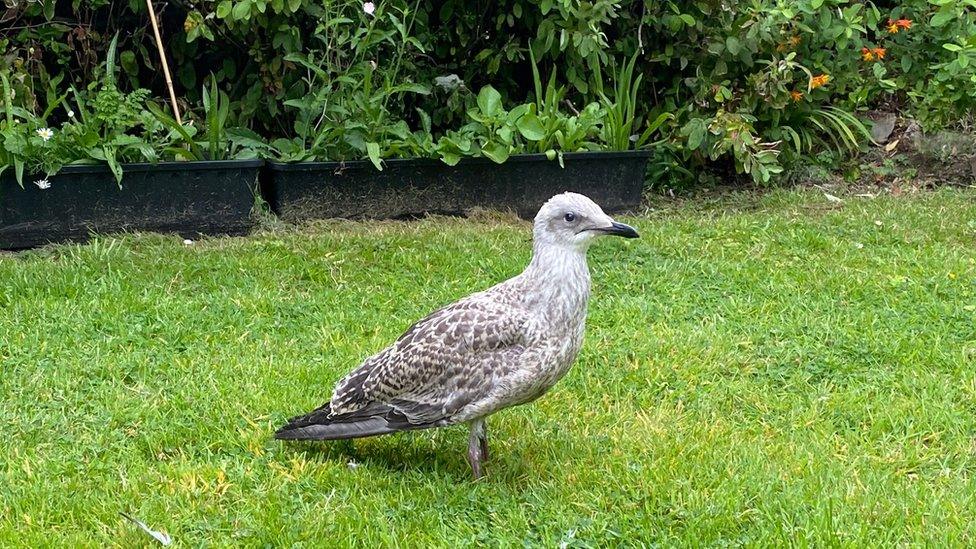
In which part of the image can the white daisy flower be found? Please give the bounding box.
[363,1,375,15]
[34,178,51,190]
[36,127,54,141]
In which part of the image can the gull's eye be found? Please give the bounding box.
[564,212,576,223]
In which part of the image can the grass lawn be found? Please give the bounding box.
[2,188,975,546]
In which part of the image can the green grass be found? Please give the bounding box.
[2,188,975,546]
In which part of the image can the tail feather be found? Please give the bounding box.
[275,402,417,441]
[274,416,398,440]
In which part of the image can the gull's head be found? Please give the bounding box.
[533,192,639,251]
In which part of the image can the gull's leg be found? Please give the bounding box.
[479,420,489,462]
[467,418,486,480]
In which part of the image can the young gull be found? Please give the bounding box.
[275,192,639,478]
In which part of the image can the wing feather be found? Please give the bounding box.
[327,297,529,428]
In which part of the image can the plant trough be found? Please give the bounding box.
[0,159,262,250]
[263,151,650,222]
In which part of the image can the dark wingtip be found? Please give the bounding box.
[274,421,316,440]
[273,413,312,439]
[273,429,299,440]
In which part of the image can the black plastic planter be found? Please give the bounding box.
[0,159,262,249]
[263,151,650,222]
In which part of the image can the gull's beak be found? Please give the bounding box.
[597,220,640,239]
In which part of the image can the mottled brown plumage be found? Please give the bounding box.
[275,192,639,478]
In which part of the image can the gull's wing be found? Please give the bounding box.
[275,294,530,440]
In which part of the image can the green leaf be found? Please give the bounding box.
[726,37,741,56]
[931,8,954,28]
[439,2,453,19]
[105,32,119,86]
[496,126,514,144]
[389,83,431,95]
[227,128,269,152]
[103,147,124,186]
[232,1,251,20]
[646,112,673,134]
[687,126,705,150]
[516,113,546,141]
[366,141,382,170]
[683,119,707,151]
[679,14,695,26]
[146,102,204,160]
[476,85,503,118]
[481,141,509,163]
[810,0,824,9]
[942,43,963,52]
[119,50,138,76]
[0,71,13,126]
[216,1,232,18]
[439,152,461,166]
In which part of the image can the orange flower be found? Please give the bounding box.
[887,18,911,33]
[777,35,801,52]
[810,74,830,89]
[790,90,804,102]
[862,47,887,61]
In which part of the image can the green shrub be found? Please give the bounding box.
[0,37,257,184]
[2,0,974,185]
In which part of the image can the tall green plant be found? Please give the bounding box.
[592,54,673,151]
[148,78,261,161]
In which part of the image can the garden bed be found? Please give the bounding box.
[0,160,261,249]
[262,151,650,222]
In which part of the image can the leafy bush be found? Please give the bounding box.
[2,0,975,185]
[0,37,257,185]
[0,36,168,185]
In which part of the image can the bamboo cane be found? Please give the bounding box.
[145,0,182,124]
